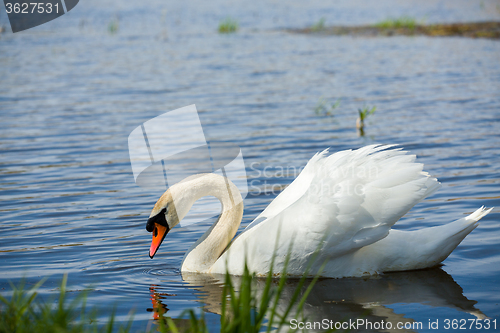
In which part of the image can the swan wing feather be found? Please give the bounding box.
[241,145,441,257]
[245,149,327,230]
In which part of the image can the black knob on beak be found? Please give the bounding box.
[146,208,167,232]
[146,218,155,232]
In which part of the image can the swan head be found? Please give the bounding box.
[145,173,243,260]
[146,189,180,259]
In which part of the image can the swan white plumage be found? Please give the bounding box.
[145,145,492,278]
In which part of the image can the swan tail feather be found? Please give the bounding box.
[428,206,493,264]
[444,207,492,241]
[465,206,493,223]
[371,207,492,273]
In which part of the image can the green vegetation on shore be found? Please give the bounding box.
[311,17,326,32]
[314,97,341,116]
[1,255,326,332]
[299,19,500,39]
[0,275,124,333]
[218,17,239,34]
[356,105,376,136]
[374,16,417,30]
[108,15,119,34]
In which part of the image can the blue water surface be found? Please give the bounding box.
[1,1,499,332]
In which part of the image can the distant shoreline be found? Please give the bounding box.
[290,21,500,40]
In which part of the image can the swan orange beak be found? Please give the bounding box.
[149,223,169,259]
[147,210,170,259]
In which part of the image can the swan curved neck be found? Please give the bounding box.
[178,174,244,273]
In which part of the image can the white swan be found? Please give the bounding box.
[146,145,492,278]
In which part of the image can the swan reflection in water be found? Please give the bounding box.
[148,267,486,332]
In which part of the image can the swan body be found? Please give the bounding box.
[146,145,492,278]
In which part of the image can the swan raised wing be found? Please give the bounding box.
[212,145,442,275]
